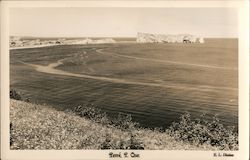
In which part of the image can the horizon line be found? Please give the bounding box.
[10,35,238,39]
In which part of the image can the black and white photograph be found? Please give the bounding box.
[1,1,249,160]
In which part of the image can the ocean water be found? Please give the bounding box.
[10,39,238,129]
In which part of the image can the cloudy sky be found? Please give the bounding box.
[10,7,238,38]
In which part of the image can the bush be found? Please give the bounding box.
[74,105,144,150]
[100,132,144,150]
[10,89,22,100]
[167,112,238,150]
[100,133,112,149]
[73,105,139,130]
[112,113,139,131]
[128,132,144,150]
[10,122,14,146]
[73,104,109,124]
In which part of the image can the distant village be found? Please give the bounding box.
[10,33,204,48]
[9,37,117,48]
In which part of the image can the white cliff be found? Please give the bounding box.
[137,32,204,43]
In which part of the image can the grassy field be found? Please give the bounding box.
[11,99,234,150]
[10,38,238,128]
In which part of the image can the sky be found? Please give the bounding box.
[10,8,238,38]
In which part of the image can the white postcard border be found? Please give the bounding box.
[1,1,249,160]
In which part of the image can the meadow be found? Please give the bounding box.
[10,99,238,150]
[10,38,238,129]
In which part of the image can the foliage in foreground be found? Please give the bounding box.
[167,112,238,150]
[73,104,238,150]
[10,89,30,102]
[73,105,143,149]
[10,100,152,150]
[10,99,237,150]
[10,89,22,100]
[74,105,139,130]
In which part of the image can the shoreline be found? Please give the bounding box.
[9,44,61,50]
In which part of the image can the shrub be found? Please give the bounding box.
[73,105,139,130]
[100,132,144,150]
[10,122,14,146]
[100,133,112,149]
[73,105,144,150]
[10,89,22,100]
[167,112,238,150]
[73,104,109,124]
[154,127,165,133]
[112,113,139,131]
[128,132,144,150]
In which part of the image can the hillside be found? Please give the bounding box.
[10,99,218,150]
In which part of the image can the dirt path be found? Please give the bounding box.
[96,49,237,71]
[22,59,237,92]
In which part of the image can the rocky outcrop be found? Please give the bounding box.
[137,32,204,43]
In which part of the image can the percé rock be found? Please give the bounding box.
[137,32,204,43]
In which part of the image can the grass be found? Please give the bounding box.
[10,99,238,150]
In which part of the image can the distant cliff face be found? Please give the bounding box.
[136,33,204,43]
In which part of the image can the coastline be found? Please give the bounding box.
[9,44,61,50]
